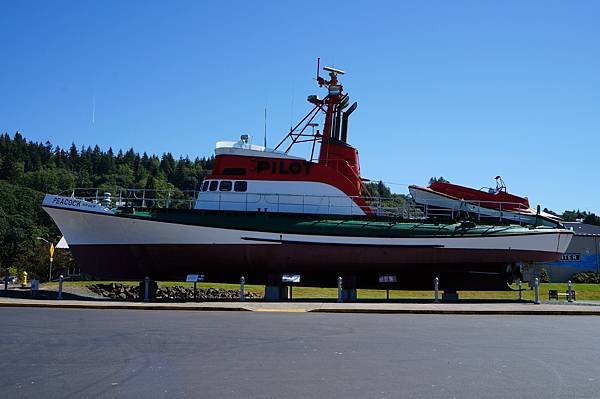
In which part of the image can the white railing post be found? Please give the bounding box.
[57,275,64,300]
[568,280,574,303]
[240,276,245,301]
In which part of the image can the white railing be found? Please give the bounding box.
[58,187,545,224]
[197,191,367,215]
[59,188,199,210]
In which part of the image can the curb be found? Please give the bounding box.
[2,301,600,316]
[310,308,600,316]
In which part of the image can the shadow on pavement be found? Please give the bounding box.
[0,288,106,301]
[0,288,534,304]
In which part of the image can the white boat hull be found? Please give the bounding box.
[41,194,573,289]
[409,186,560,225]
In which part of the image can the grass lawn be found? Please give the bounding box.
[40,280,600,301]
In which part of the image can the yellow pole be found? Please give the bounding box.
[49,243,55,282]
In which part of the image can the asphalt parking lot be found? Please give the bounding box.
[1,308,599,398]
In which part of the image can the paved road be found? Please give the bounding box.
[1,308,599,398]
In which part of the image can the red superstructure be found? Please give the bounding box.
[211,155,362,200]
[315,61,361,195]
[202,60,370,215]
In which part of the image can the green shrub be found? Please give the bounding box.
[539,267,550,283]
[571,272,600,284]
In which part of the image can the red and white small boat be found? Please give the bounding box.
[409,177,562,226]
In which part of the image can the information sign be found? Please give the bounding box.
[282,274,301,283]
[186,274,205,282]
[379,275,397,283]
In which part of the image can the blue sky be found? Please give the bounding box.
[1,1,599,213]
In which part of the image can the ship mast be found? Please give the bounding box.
[273,59,357,163]
[317,62,345,146]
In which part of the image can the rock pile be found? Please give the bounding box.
[88,283,262,301]
[88,283,138,300]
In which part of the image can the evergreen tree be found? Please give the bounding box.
[160,153,176,182]
[68,143,79,169]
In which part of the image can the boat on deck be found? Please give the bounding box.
[41,63,573,291]
[409,177,562,227]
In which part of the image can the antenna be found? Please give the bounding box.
[316,57,320,80]
[264,107,267,148]
[92,96,96,125]
[290,87,294,131]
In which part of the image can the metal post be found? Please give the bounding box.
[517,279,523,301]
[49,257,53,282]
[31,279,39,298]
[144,276,150,302]
[534,277,540,305]
[434,277,440,303]
[240,276,245,301]
[567,280,573,303]
[57,275,64,300]
[337,276,343,303]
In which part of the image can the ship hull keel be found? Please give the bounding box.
[69,243,555,290]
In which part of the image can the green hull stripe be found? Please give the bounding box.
[112,208,563,238]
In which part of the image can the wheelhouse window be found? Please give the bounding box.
[209,180,218,191]
[234,181,248,192]
[201,181,209,191]
[219,180,232,191]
